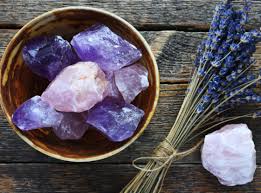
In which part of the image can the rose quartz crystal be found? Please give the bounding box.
[114,63,149,103]
[42,61,108,112]
[201,124,256,186]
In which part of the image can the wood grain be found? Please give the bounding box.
[0,0,260,30]
[0,1,260,191]
[0,163,260,193]
[0,30,260,164]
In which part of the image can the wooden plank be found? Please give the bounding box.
[0,30,260,163]
[0,0,260,29]
[0,163,260,193]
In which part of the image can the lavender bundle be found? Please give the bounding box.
[121,0,261,192]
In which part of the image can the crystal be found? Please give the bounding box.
[42,61,108,112]
[201,124,256,186]
[71,24,142,71]
[53,113,88,140]
[103,72,122,99]
[12,96,63,131]
[22,35,78,80]
[84,97,144,142]
[114,63,149,103]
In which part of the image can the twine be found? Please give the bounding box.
[132,139,203,172]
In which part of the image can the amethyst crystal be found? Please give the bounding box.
[22,35,78,80]
[103,72,122,99]
[84,97,144,142]
[12,96,63,131]
[71,24,142,71]
[114,63,149,103]
[53,113,88,140]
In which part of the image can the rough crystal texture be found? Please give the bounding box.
[84,97,144,142]
[42,61,108,112]
[22,35,78,80]
[103,72,122,99]
[71,24,142,71]
[53,113,88,140]
[114,63,149,103]
[12,96,63,131]
[201,124,256,186]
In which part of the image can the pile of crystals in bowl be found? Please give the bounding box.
[12,24,149,142]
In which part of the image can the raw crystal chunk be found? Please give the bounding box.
[84,97,144,142]
[22,35,78,80]
[53,113,88,140]
[103,72,122,99]
[114,63,149,103]
[201,124,256,186]
[71,24,142,71]
[42,61,108,112]
[12,96,63,131]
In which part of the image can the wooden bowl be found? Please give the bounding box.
[0,7,159,162]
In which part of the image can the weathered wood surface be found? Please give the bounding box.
[0,30,260,165]
[0,1,261,191]
[0,164,260,193]
[0,0,260,29]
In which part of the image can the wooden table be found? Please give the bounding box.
[0,1,260,192]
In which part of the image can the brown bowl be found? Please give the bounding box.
[0,7,159,162]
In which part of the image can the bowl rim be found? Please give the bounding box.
[0,6,160,162]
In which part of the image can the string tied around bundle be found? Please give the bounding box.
[132,138,203,172]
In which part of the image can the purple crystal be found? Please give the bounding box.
[103,72,122,99]
[71,24,142,71]
[12,96,63,131]
[84,97,144,142]
[23,35,78,80]
[53,113,88,140]
[114,63,149,103]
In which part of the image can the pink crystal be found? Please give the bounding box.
[53,113,88,140]
[42,61,108,112]
[114,63,149,103]
[201,124,256,186]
